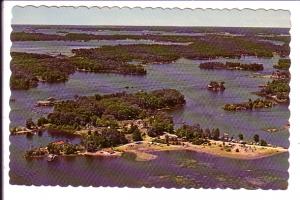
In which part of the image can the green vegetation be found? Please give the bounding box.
[37,117,48,126]
[10,52,75,90]
[238,134,244,140]
[253,134,260,143]
[47,141,83,155]
[175,124,221,144]
[11,32,63,41]
[258,80,290,103]
[128,125,143,141]
[12,31,289,58]
[148,112,174,137]
[71,44,180,67]
[264,80,290,94]
[41,89,185,133]
[82,129,128,152]
[10,74,38,90]
[25,118,36,129]
[224,98,273,111]
[260,139,268,146]
[11,32,289,91]
[96,116,119,129]
[71,50,147,75]
[24,147,48,158]
[199,62,263,71]
[273,59,290,70]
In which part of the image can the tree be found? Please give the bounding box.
[204,128,211,138]
[26,118,35,129]
[238,134,244,141]
[212,128,220,140]
[37,117,48,126]
[95,94,102,101]
[253,134,260,143]
[260,139,268,146]
[165,134,170,146]
[148,112,174,137]
[131,125,143,141]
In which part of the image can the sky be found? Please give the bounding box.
[12,6,291,28]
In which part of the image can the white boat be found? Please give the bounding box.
[47,154,57,162]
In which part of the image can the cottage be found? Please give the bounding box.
[52,141,65,145]
[36,100,54,107]
[160,132,179,141]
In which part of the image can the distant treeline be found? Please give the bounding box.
[12,25,290,35]
[11,32,290,58]
[199,62,264,71]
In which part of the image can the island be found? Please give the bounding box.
[256,79,290,103]
[10,52,75,90]
[10,51,147,90]
[17,89,287,161]
[199,62,264,71]
[207,81,225,91]
[273,58,290,70]
[11,31,291,91]
[223,98,274,111]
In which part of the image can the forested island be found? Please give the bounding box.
[223,98,274,111]
[11,89,185,135]
[256,79,290,103]
[199,62,264,71]
[10,51,147,90]
[10,52,75,90]
[12,31,290,58]
[273,58,290,70]
[10,28,291,91]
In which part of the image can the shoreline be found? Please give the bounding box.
[115,141,288,161]
[27,141,288,161]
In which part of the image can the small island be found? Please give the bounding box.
[273,58,290,70]
[207,81,225,91]
[256,79,290,103]
[199,62,264,71]
[223,98,274,111]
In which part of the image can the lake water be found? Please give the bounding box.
[10,132,288,188]
[9,33,289,188]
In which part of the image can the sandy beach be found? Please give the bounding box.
[113,141,288,161]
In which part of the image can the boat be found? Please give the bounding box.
[47,154,57,162]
